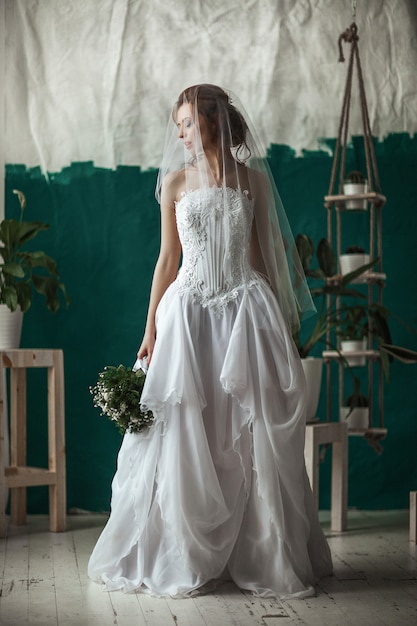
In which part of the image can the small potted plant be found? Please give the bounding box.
[340,377,369,430]
[337,302,417,374]
[0,190,69,348]
[339,245,370,282]
[338,305,368,366]
[343,170,368,210]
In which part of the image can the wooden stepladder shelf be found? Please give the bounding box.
[0,349,66,537]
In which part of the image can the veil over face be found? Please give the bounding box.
[156,83,314,333]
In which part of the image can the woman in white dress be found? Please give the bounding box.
[88,84,332,598]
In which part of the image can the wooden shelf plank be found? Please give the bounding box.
[324,192,386,204]
[347,427,388,437]
[323,349,380,360]
[326,272,386,284]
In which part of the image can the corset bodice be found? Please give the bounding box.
[175,186,258,315]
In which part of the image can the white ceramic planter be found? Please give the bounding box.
[301,357,323,422]
[339,254,370,282]
[341,339,367,367]
[0,305,23,349]
[340,406,369,430]
[343,182,369,210]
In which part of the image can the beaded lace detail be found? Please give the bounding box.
[175,186,258,316]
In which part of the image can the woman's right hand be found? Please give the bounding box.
[137,330,156,367]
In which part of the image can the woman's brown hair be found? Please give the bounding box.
[173,84,250,163]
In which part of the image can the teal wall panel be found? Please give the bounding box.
[5,132,417,513]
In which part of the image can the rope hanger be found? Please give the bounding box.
[328,7,381,197]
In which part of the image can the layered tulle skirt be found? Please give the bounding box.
[88,278,332,597]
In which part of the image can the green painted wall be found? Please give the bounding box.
[5,133,417,513]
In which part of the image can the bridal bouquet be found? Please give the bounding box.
[90,364,153,434]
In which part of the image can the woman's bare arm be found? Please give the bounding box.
[137,175,182,365]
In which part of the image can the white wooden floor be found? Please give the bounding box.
[0,510,416,626]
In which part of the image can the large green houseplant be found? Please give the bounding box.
[293,234,375,358]
[294,234,417,420]
[294,233,417,368]
[293,234,375,420]
[0,190,69,314]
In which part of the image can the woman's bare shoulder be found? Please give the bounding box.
[246,166,268,189]
[161,169,187,203]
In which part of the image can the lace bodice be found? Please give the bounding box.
[175,186,258,315]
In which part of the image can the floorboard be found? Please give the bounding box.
[0,510,416,626]
[27,524,57,625]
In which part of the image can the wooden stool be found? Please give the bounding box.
[410,491,417,544]
[0,349,66,537]
[305,422,348,532]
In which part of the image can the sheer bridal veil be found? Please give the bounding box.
[155,84,314,333]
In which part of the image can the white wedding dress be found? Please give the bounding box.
[88,186,332,598]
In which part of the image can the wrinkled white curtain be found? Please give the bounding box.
[4,0,417,172]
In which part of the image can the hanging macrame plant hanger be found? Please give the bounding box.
[322,20,387,452]
[328,22,382,198]
[325,21,386,268]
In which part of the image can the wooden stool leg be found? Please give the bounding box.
[304,427,319,510]
[410,491,417,544]
[0,363,7,537]
[331,433,348,532]
[48,351,66,532]
[10,368,27,526]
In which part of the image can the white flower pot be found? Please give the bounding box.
[301,357,323,422]
[340,406,369,430]
[339,254,370,282]
[343,182,368,210]
[341,339,367,367]
[0,305,23,349]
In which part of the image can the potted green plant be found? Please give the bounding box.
[338,305,368,366]
[293,235,373,420]
[336,301,417,378]
[363,303,417,380]
[340,377,369,430]
[339,245,370,282]
[294,234,374,359]
[0,189,69,348]
[343,170,368,210]
[340,378,386,452]
[294,234,417,419]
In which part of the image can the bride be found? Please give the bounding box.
[88,83,332,598]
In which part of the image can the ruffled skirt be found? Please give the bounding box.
[88,278,332,597]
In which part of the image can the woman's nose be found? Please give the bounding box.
[178,126,183,139]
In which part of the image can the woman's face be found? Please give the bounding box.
[176,103,213,155]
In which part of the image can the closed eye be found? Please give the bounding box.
[177,117,192,130]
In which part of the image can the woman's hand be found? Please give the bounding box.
[137,329,156,366]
